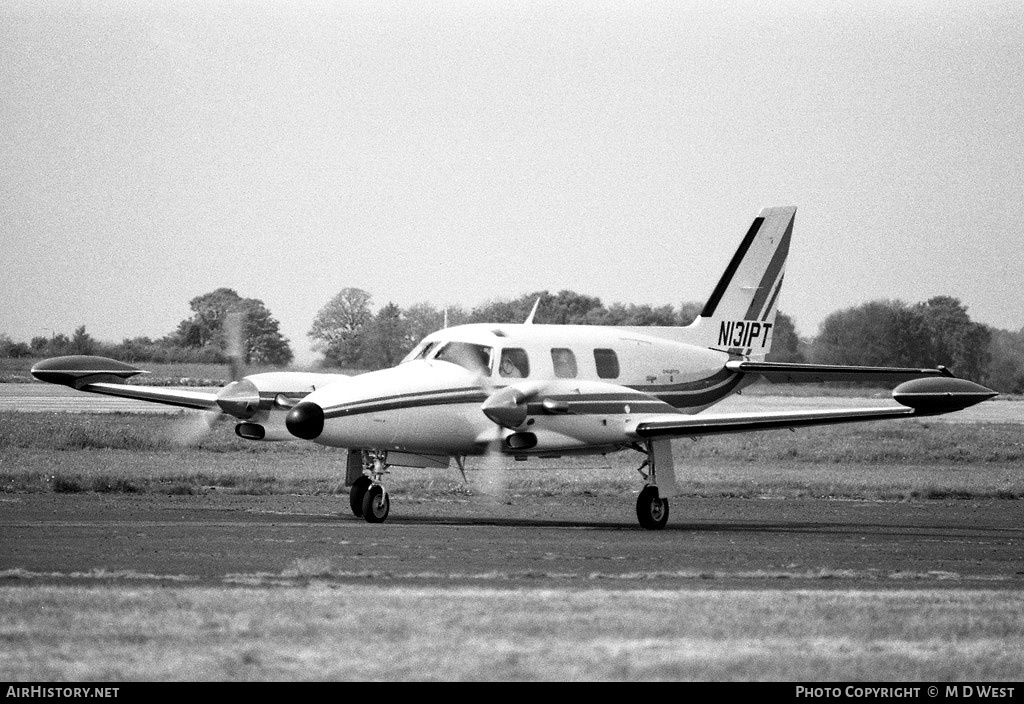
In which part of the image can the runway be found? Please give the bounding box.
[2,492,1021,589]
[0,383,214,414]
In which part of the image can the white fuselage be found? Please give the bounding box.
[298,323,752,457]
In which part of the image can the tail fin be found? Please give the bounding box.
[689,206,796,359]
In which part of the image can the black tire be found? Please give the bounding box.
[636,486,669,530]
[349,475,371,517]
[361,484,390,524]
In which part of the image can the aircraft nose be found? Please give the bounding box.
[286,401,325,440]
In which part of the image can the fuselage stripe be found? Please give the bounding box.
[644,372,746,410]
[317,371,744,419]
[322,387,486,419]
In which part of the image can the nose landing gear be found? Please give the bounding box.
[361,484,390,523]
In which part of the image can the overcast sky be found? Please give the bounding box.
[3,0,1022,364]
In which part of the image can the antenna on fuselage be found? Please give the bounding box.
[443,307,449,329]
[524,297,541,325]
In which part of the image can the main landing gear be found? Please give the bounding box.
[343,442,677,530]
[633,440,675,530]
[347,450,390,523]
[636,485,669,530]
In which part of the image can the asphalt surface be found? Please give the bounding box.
[2,491,1021,589]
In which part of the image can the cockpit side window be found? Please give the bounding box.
[551,348,577,378]
[434,342,493,374]
[499,348,530,378]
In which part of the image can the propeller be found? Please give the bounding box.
[470,370,545,502]
[224,309,244,384]
[480,382,542,429]
[168,407,223,447]
[170,310,254,446]
[472,434,508,503]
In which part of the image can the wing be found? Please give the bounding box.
[29,355,347,422]
[629,376,997,441]
[31,355,221,410]
[62,381,221,410]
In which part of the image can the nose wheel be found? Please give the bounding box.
[361,484,390,523]
[349,475,372,517]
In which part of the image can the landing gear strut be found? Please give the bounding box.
[633,440,675,530]
[347,450,391,523]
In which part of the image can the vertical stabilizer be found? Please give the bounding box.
[688,206,796,359]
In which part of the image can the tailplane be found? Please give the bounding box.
[628,206,796,359]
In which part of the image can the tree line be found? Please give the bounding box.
[4,286,1023,392]
[2,288,293,366]
[305,287,1020,391]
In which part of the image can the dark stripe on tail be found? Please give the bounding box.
[760,276,784,321]
[699,217,764,318]
[743,216,793,320]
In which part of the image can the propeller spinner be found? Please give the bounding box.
[215,379,261,419]
[480,382,542,429]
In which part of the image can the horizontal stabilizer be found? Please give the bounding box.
[631,406,915,439]
[629,377,996,441]
[727,360,954,385]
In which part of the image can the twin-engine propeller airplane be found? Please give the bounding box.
[32,206,998,529]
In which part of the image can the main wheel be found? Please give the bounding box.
[636,486,669,530]
[349,475,372,517]
[361,484,390,524]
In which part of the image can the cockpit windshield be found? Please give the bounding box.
[432,341,493,375]
[400,340,438,364]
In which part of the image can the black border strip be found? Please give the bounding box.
[744,216,793,319]
[699,217,764,318]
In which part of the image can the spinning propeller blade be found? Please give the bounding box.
[171,309,251,445]
[472,436,509,503]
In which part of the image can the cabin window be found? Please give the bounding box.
[551,348,577,378]
[594,348,620,379]
[499,348,530,378]
[434,342,492,374]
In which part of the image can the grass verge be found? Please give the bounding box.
[1,585,1022,680]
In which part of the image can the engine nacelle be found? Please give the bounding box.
[234,410,298,441]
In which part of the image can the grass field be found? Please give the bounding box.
[2,586,1022,680]
[2,406,1022,681]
